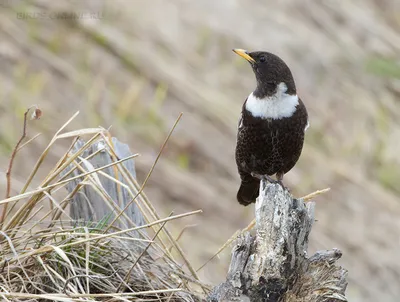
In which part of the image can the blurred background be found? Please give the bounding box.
[0,0,399,301]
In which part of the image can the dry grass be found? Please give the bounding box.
[0,112,208,301]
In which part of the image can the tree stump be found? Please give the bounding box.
[62,138,146,239]
[208,181,348,302]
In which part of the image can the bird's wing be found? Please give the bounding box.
[298,98,309,132]
[238,113,243,129]
[237,97,249,131]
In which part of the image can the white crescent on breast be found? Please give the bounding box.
[245,82,299,120]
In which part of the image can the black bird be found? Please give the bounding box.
[233,49,309,206]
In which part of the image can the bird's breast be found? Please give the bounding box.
[245,91,299,120]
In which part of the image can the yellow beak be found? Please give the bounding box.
[232,49,255,63]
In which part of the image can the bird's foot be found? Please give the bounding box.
[251,172,275,183]
[279,181,291,193]
[276,179,285,188]
[251,172,288,191]
[275,172,289,191]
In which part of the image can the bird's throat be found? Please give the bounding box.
[245,91,299,119]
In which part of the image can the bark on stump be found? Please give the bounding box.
[208,181,348,302]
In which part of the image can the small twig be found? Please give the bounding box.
[196,229,241,273]
[16,133,41,152]
[0,105,39,227]
[105,113,183,231]
[301,187,331,202]
[117,214,172,292]
[167,224,198,253]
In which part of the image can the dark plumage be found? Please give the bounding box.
[233,49,308,205]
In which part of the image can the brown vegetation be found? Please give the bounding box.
[0,122,207,301]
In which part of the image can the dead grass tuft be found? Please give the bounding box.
[0,111,207,301]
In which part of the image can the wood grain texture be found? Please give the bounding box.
[62,138,146,239]
[209,181,347,302]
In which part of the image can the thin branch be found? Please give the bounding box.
[0,106,39,227]
[301,187,330,201]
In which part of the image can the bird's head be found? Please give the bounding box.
[232,49,296,99]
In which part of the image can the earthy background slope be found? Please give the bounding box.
[1,1,399,301]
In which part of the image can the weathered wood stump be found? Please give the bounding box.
[208,181,347,302]
[62,138,146,241]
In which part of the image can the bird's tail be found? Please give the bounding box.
[237,176,260,206]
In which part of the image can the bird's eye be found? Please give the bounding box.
[259,56,266,63]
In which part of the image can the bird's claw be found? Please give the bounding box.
[251,172,288,191]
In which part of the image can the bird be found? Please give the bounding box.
[232,49,309,206]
